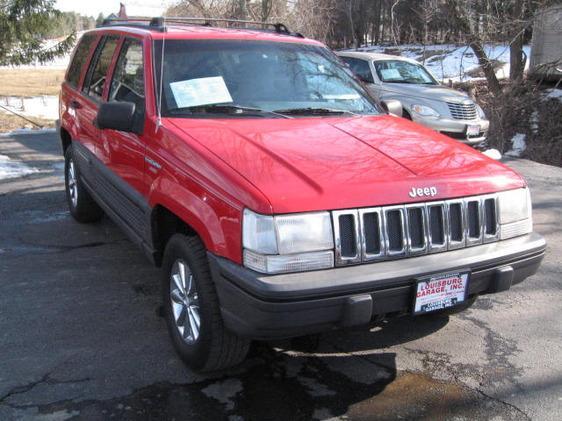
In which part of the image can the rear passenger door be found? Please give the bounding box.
[84,36,151,242]
[61,34,97,155]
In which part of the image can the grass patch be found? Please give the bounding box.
[0,68,65,97]
[0,112,55,132]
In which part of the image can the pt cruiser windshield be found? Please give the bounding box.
[155,40,379,117]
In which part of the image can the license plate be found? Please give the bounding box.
[466,124,480,137]
[413,271,470,314]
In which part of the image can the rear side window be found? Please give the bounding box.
[83,36,119,100]
[66,35,95,88]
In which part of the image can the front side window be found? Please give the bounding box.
[83,36,119,100]
[109,38,145,116]
[155,40,379,118]
[374,60,437,85]
[341,57,374,83]
[66,34,95,88]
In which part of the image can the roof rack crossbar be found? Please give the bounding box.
[100,16,302,37]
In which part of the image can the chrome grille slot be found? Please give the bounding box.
[359,208,384,261]
[332,210,361,265]
[448,201,465,249]
[483,196,500,243]
[447,102,478,120]
[466,199,483,246]
[406,205,427,254]
[384,207,406,256]
[332,193,499,266]
[427,203,447,252]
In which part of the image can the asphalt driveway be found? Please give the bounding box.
[0,131,560,420]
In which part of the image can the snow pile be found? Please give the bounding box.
[0,128,57,138]
[345,43,531,83]
[505,133,527,157]
[0,154,36,180]
[543,88,562,103]
[482,148,502,160]
[0,95,59,120]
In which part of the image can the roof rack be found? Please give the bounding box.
[100,16,303,37]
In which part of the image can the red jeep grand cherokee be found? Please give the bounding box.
[59,18,546,371]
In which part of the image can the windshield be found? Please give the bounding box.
[154,40,379,117]
[373,60,438,85]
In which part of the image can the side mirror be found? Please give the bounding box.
[381,99,403,117]
[97,102,137,133]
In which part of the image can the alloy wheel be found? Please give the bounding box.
[169,259,201,344]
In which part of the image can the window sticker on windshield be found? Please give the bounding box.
[170,76,233,108]
[380,68,401,80]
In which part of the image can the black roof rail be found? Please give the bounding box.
[99,16,304,37]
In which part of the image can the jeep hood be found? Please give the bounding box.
[169,115,524,214]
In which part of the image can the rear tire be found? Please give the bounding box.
[162,234,250,371]
[64,146,104,223]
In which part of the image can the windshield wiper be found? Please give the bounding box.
[170,104,289,118]
[272,107,358,116]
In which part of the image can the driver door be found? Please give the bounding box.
[100,36,149,229]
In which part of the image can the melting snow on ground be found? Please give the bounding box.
[505,133,527,157]
[343,43,531,82]
[0,95,59,121]
[482,149,502,160]
[0,154,37,180]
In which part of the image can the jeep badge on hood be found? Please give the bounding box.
[409,186,438,198]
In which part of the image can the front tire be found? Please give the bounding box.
[162,234,250,371]
[64,146,104,223]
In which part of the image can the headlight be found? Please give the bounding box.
[411,104,440,117]
[242,209,334,274]
[498,188,533,240]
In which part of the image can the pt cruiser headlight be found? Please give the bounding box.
[498,188,533,240]
[411,104,439,117]
[242,209,334,274]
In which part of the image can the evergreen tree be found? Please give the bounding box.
[0,0,75,66]
[96,12,105,27]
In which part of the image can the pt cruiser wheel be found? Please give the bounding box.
[64,146,104,223]
[162,234,250,371]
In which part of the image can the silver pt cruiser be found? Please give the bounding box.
[338,51,489,146]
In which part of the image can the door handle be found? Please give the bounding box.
[69,100,82,109]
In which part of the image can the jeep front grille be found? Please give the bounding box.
[447,102,478,120]
[332,194,499,266]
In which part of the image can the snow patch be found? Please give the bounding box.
[0,128,57,138]
[505,133,527,157]
[0,95,59,120]
[482,148,502,160]
[0,154,37,180]
[543,88,562,103]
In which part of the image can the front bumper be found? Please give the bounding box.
[209,233,545,340]
[412,115,490,145]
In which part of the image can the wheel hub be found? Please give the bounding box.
[67,160,78,207]
[170,259,201,344]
